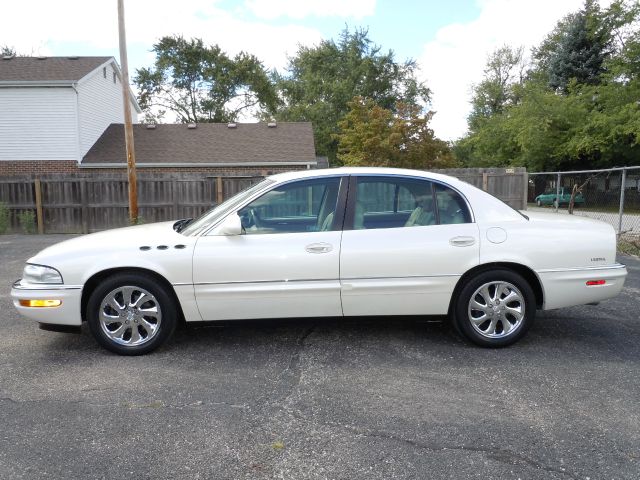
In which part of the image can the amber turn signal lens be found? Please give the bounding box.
[19,299,62,307]
[586,280,606,286]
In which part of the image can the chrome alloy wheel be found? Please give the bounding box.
[467,281,525,339]
[98,286,162,346]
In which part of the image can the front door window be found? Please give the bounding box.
[238,177,341,235]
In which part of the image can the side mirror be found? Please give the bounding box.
[219,213,243,236]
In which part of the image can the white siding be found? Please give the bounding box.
[77,63,139,158]
[0,88,78,161]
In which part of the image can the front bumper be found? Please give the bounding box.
[11,280,83,326]
[538,264,627,310]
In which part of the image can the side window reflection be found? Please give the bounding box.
[354,177,471,230]
[238,178,341,235]
[435,183,472,224]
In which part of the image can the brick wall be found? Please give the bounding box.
[0,160,80,176]
[0,161,308,178]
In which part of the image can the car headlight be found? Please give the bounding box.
[22,264,63,284]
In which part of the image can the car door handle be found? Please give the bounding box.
[305,242,333,254]
[449,236,476,247]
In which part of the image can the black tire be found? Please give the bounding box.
[87,272,177,355]
[452,269,536,347]
[536,199,541,207]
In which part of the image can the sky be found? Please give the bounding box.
[1,0,596,140]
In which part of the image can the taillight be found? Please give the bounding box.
[586,280,606,286]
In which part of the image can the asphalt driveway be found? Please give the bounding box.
[1,234,638,480]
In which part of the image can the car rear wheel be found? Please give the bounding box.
[87,272,177,355]
[452,269,536,347]
[536,199,542,207]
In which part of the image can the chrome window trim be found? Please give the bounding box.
[200,171,476,236]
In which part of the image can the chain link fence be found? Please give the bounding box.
[528,167,640,249]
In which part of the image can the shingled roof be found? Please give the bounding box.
[81,122,317,167]
[0,56,112,83]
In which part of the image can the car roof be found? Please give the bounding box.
[268,167,526,224]
[269,167,462,186]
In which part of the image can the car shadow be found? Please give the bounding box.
[171,315,457,350]
[39,310,639,366]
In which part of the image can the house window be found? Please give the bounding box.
[103,67,107,78]
[113,72,117,84]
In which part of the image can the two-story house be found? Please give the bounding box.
[0,56,140,175]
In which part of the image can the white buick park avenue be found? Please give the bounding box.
[11,167,627,355]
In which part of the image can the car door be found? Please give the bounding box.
[340,175,480,316]
[192,176,347,321]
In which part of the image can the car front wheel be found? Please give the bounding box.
[87,272,177,355]
[452,269,536,347]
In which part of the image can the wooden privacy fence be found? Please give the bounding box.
[0,168,527,234]
[433,167,528,210]
[0,174,261,234]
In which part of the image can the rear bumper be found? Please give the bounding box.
[11,280,83,326]
[538,264,627,310]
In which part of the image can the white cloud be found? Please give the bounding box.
[419,0,612,141]
[244,0,376,20]
[0,0,323,71]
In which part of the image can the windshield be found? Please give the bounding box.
[180,179,274,236]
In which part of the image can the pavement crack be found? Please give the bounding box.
[279,325,316,378]
[0,396,249,411]
[358,429,581,480]
[267,325,317,413]
[289,325,316,371]
[284,412,581,480]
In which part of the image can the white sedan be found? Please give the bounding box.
[11,167,627,355]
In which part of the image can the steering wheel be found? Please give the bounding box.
[241,207,261,229]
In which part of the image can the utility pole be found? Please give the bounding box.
[117,0,138,224]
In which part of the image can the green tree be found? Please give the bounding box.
[134,36,277,123]
[456,113,522,168]
[274,28,431,164]
[462,45,526,167]
[457,0,640,171]
[469,45,525,124]
[563,82,640,166]
[335,97,455,169]
[604,1,640,78]
[536,0,612,92]
[1,45,16,56]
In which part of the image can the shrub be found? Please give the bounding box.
[17,210,36,234]
[0,202,9,234]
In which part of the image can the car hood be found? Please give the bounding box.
[29,221,185,265]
